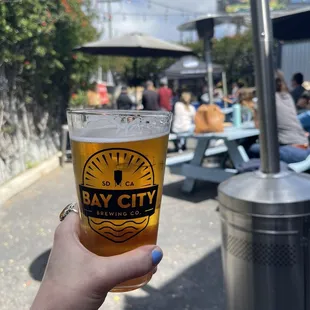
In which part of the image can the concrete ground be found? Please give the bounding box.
[0,163,224,310]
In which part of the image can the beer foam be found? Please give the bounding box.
[70,128,167,143]
[69,114,171,143]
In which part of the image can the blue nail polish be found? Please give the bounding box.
[152,249,163,265]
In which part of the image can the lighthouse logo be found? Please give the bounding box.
[79,148,158,243]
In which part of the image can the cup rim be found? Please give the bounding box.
[67,108,172,118]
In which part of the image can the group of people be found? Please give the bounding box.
[116,81,196,152]
[116,80,173,112]
[205,71,310,165]
[117,71,310,164]
[249,71,310,164]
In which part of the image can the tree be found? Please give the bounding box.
[212,31,255,88]
[186,31,255,89]
[123,58,176,86]
[0,0,98,181]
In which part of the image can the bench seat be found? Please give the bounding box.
[166,145,228,166]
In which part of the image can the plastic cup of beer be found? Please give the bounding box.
[67,109,172,292]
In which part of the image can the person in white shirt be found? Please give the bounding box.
[172,92,196,152]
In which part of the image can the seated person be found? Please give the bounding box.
[213,83,224,108]
[172,92,196,152]
[239,88,256,122]
[249,71,310,164]
[297,91,310,132]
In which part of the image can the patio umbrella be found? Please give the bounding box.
[74,32,193,58]
[74,32,194,103]
[272,7,310,41]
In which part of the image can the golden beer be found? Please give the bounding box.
[68,110,171,292]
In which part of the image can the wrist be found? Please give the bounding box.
[31,279,104,310]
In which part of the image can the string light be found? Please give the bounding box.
[121,0,202,14]
[95,0,203,29]
[145,0,201,15]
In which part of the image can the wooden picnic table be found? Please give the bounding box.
[180,122,259,193]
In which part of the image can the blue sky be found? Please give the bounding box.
[93,0,238,42]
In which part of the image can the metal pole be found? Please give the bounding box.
[204,35,214,104]
[250,0,280,174]
[133,58,138,105]
[222,71,228,108]
[98,66,103,81]
[107,0,113,39]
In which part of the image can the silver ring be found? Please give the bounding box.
[59,203,78,221]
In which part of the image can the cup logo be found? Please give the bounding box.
[79,148,158,243]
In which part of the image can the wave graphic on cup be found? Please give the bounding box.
[89,216,149,243]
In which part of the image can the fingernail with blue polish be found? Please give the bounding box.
[152,249,163,266]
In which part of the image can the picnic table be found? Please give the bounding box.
[170,122,259,193]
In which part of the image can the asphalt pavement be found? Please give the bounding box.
[0,163,224,310]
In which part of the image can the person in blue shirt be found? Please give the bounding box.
[297,91,310,132]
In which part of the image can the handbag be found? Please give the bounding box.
[194,104,225,133]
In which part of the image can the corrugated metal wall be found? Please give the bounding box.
[281,41,310,86]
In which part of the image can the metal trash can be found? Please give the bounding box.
[219,171,310,310]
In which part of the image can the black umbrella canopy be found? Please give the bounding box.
[272,7,310,41]
[74,32,194,58]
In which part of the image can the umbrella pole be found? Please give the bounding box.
[133,58,138,107]
[250,0,280,174]
[222,71,228,108]
[204,35,214,104]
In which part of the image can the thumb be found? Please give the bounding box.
[95,245,163,291]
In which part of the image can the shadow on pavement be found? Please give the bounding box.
[29,249,51,281]
[163,179,218,203]
[124,247,225,310]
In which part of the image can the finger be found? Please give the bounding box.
[96,245,163,290]
[54,211,81,244]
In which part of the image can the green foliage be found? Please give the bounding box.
[186,41,203,58]
[124,57,176,86]
[186,31,255,89]
[212,31,255,87]
[69,90,87,108]
[97,56,175,86]
[0,0,99,126]
[26,161,38,169]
